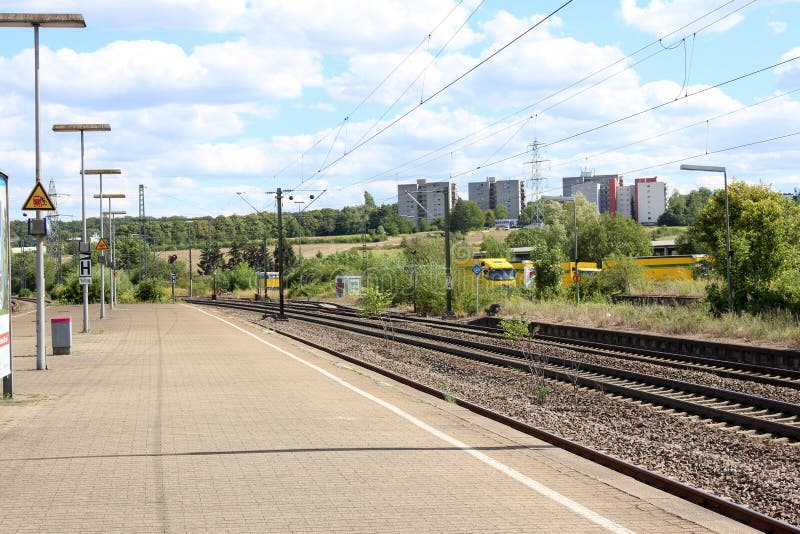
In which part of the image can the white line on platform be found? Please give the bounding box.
[189,305,635,534]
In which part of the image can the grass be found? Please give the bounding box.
[629,279,707,297]
[499,298,800,348]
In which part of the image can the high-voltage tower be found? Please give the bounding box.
[46,179,63,284]
[526,141,547,228]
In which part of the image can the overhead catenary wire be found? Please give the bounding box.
[551,85,800,173]
[299,0,577,185]
[340,0,756,191]
[272,0,467,181]
[541,54,799,149]
[621,130,800,175]
[350,0,486,152]
[444,53,800,181]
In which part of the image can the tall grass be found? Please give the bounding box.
[500,299,800,346]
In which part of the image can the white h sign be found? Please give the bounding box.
[79,251,92,284]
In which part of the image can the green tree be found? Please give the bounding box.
[479,236,510,258]
[534,249,566,299]
[688,182,800,312]
[504,228,548,259]
[484,209,495,228]
[450,200,484,232]
[658,188,713,226]
[494,204,509,219]
[226,239,245,270]
[364,191,376,211]
[197,246,223,275]
[581,213,652,264]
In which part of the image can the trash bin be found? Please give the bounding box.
[51,317,72,355]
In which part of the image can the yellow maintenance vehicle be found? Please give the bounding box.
[602,255,708,281]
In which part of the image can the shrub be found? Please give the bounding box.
[134,279,164,302]
[359,287,392,317]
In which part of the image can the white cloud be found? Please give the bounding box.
[0,40,323,110]
[3,1,800,219]
[618,0,745,37]
[768,20,788,33]
[775,47,800,88]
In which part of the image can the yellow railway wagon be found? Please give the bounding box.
[559,262,601,287]
[456,258,517,289]
[603,255,708,281]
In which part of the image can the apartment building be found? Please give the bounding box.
[468,177,525,218]
[397,179,457,225]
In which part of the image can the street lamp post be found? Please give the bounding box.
[105,210,126,307]
[95,191,125,308]
[53,123,111,333]
[87,169,121,319]
[544,196,579,304]
[680,164,733,312]
[1,13,85,373]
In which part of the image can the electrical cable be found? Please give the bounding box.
[621,130,800,175]
[336,0,755,192]
[272,0,467,181]
[551,85,800,173]
[301,0,576,184]
[337,0,486,158]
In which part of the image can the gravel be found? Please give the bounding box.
[234,309,800,527]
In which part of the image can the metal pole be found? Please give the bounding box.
[109,205,115,307]
[99,173,105,319]
[723,170,733,313]
[297,203,303,292]
[276,188,286,319]
[80,131,89,332]
[412,254,417,314]
[33,24,46,370]
[188,230,193,298]
[261,221,267,300]
[475,270,479,316]
[2,170,10,396]
[574,200,579,305]
[443,186,454,318]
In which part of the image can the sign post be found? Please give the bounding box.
[171,273,176,303]
[472,263,482,316]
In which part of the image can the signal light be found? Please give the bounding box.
[168,254,177,264]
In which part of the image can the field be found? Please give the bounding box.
[162,228,511,273]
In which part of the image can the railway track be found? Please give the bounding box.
[188,298,800,441]
[347,307,800,389]
[185,297,799,533]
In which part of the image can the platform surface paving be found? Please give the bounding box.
[0,303,757,533]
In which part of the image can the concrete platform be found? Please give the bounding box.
[0,303,757,533]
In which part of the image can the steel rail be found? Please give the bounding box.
[265,314,800,534]
[186,298,800,440]
[279,309,800,441]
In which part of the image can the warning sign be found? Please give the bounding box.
[96,238,109,251]
[22,182,56,211]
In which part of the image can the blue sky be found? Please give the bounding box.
[1,0,798,220]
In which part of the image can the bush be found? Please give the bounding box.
[134,279,164,302]
[226,262,255,291]
[359,287,392,317]
[585,254,644,298]
[534,251,565,299]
